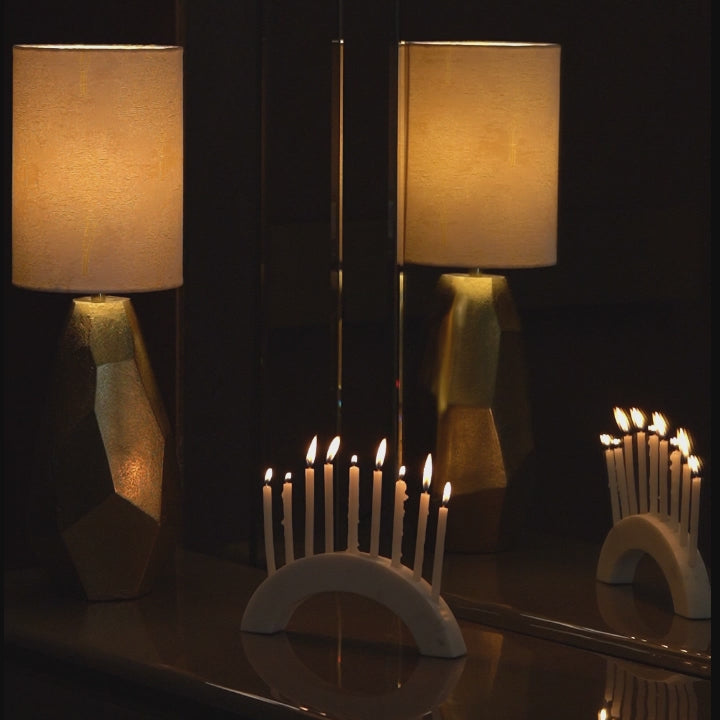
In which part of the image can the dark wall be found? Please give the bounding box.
[4,1,711,569]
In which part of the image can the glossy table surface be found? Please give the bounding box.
[4,541,712,720]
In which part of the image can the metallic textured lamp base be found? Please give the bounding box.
[427,274,535,553]
[40,296,180,601]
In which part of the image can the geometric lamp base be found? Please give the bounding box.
[39,296,180,601]
[428,273,535,553]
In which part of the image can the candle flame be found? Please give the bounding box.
[598,709,608,720]
[284,472,292,483]
[613,407,630,433]
[687,455,701,475]
[630,407,646,430]
[398,465,406,480]
[375,438,387,468]
[264,468,273,485]
[351,454,358,465]
[422,453,432,491]
[442,482,451,505]
[675,428,691,457]
[599,434,612,447]
[306,435,317,466]
[326,436,341,463]
[651,412,668,437]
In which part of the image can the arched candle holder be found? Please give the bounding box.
[241,552,467,658]
[596,514,711,620]
[598,413,710,620]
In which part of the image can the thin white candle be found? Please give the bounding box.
[282,472,294,564]
[669,446,682,529]
[613,445,630,519]
[431,482,451,601]
[262,468,276,576]
[324,436,340,552]
[413,454,432,580]
[614,408,637,515]
[600,435,621,525]
[669,428,689,530]
[688,455,702,567]
[391,465,407,567]
[657,678,667,720]
[630,408,648,513]
[647,415,660,514]
[656,413,670,518]
[680,457,692,547]
[647,678,657,720]
[370,438,386,557]
[305,436,317,558]
[347,455,360,553]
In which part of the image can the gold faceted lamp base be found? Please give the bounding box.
[427,274,535,553]
[41,296,180,601]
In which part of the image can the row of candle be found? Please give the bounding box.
[600,407,703,566]
[262,436,452,599]
[599,657,698,720]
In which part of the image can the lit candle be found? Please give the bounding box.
[370,438,386,558]
[656,413,670,518]
[600,435,621,526]
[669,428,689,530]
[413,454,432,580]
[324,436,340,552]
[647,412,662,514]
[431,482,451,601]
[262,468,276,576]
[347,454,360,553]
[613,442,630,519]
[305,436,317,558]
[688,455,702,567]
[630,408,648,513]
[614,408,637,515]
[282,472,294,564]
[391,465,407,567]
[678,432,692,545]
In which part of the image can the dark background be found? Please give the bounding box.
[3,1,711,576]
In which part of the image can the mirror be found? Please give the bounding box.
[258,0,711,674]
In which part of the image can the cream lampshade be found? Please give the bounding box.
[12,44,183,600]
[396,41,560,552]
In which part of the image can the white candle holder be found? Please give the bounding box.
[599,412,710,620]
[596,513,710,619]
[242,551,467,658]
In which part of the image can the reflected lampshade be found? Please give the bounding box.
[12,44,183,293]
[396,41,561,269]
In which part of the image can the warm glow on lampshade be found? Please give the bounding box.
[12,44,183,293]
[397,41,560,268]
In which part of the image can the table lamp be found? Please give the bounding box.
[12,44,183,600]
[396,41,560,552]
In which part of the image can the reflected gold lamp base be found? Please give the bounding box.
[39,296,180,601]
[428,274,535,553]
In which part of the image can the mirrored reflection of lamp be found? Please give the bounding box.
[12,44,183,600]
[396,41,561,552]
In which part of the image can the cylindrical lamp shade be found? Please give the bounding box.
[12,45,183,293]
[397,42,560,268]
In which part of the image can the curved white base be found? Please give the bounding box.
[596,514,711,619]
[241,552,467,658]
